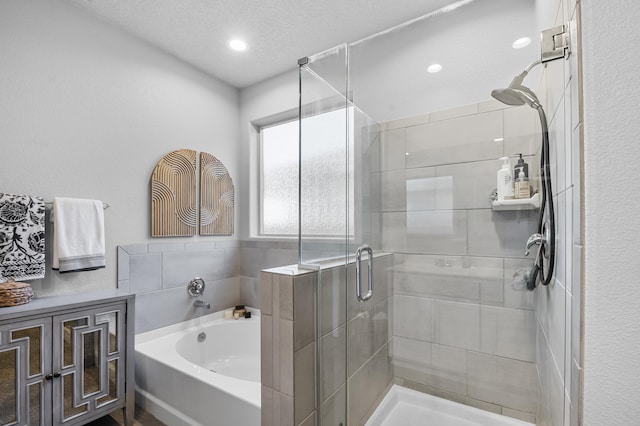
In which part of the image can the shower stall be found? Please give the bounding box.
[260,0,580,424]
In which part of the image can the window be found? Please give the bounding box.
[259,108,354,238]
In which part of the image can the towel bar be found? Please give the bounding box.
[44,201,110,209]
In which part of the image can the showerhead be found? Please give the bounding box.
[491,61,542,109]
[491,85,541,109]
[491,88,528,106]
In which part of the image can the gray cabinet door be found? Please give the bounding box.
[51,303,126,426]
[0,316,53,426]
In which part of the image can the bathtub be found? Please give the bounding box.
[135,309,261,426]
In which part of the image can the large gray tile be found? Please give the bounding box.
[260,271,273,315]
[480,306,536,362]
[348,309,377,376]
[378,128,407,172]
[297,412,316,426]
[435,160,497,210]
[118,244,148,255]
[262,314,274,388]
[467,209,538,258]
[537,278,566,383]
[467,351,537,414]
[117,247,129,281]
[161,249,226,289]
[320,385,346,426]
[549,98,567,195]
[374,170,406,212]
[319,265,346,335]
[504,105,540,157]
[279,274,294,320]
[571,245,582,362]
[430,343,467,394]
[571,124,582,242]
[405,167,437,211]
[394,295,432,341]
[381,210,468,255]
[393,254,502,304]
[262,386,274,426]
[320,325,346,401]
[280,392,294,426]
[129,253,162,294]
[134,287,186,333]
[148,242,185,253]
[294,342,316,425]
[294,273,316,351]
[280,319,294,396]
[405,110,503,167]
[433,300,480,351]
[240,276,260,308]
[504,258,536,310]
[392,336,431,384]
[347,299,389,377]
[348,344,392,425]
[208,278,241,312]
[346,254,393,321]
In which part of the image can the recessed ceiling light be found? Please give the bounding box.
[512,37,531,49]
[427,63,442,74]
[228,39,248,52]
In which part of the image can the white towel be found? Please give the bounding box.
[53,197,105,273]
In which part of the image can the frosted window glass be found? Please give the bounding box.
[261,109,354,237]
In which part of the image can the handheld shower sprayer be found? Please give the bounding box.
[491,59,556,289]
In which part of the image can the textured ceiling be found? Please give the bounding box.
[63,0,461,88]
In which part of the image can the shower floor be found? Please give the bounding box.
[366,385,534,426]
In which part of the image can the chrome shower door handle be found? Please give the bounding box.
[356,245,373,302]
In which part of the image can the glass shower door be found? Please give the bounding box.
[299,46,392,425]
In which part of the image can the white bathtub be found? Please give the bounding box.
[135,309,261,426]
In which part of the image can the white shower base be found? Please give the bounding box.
[366,385,534,426]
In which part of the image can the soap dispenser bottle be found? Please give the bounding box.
[497,156,514,201]
[514,153,529,178]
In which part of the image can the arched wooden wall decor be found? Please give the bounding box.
[199,152,234,235]
[150,149,197,237]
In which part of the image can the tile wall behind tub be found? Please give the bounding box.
[377,100,540,423]
[118,239,298,334]
[118,241,242,333]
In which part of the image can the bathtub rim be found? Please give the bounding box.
[135,307,261,409]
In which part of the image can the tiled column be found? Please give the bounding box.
[260,266,317,426]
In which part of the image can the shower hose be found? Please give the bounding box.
[527,106,556,289]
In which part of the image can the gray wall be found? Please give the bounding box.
[0,0,239,297]
[581,0,640,424]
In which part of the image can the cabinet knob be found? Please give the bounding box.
[45,374,53,381]
[53,372,61,378]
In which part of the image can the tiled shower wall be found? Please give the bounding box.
[535,0,583,425]
[117,239,296,333]
[375,99,541,422]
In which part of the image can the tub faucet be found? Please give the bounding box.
[194,299,211,309]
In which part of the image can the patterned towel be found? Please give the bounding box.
[0,193,46,282]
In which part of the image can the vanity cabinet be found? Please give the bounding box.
[0,291,134,426]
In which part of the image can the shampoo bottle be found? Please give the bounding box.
[497,157,514,201]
